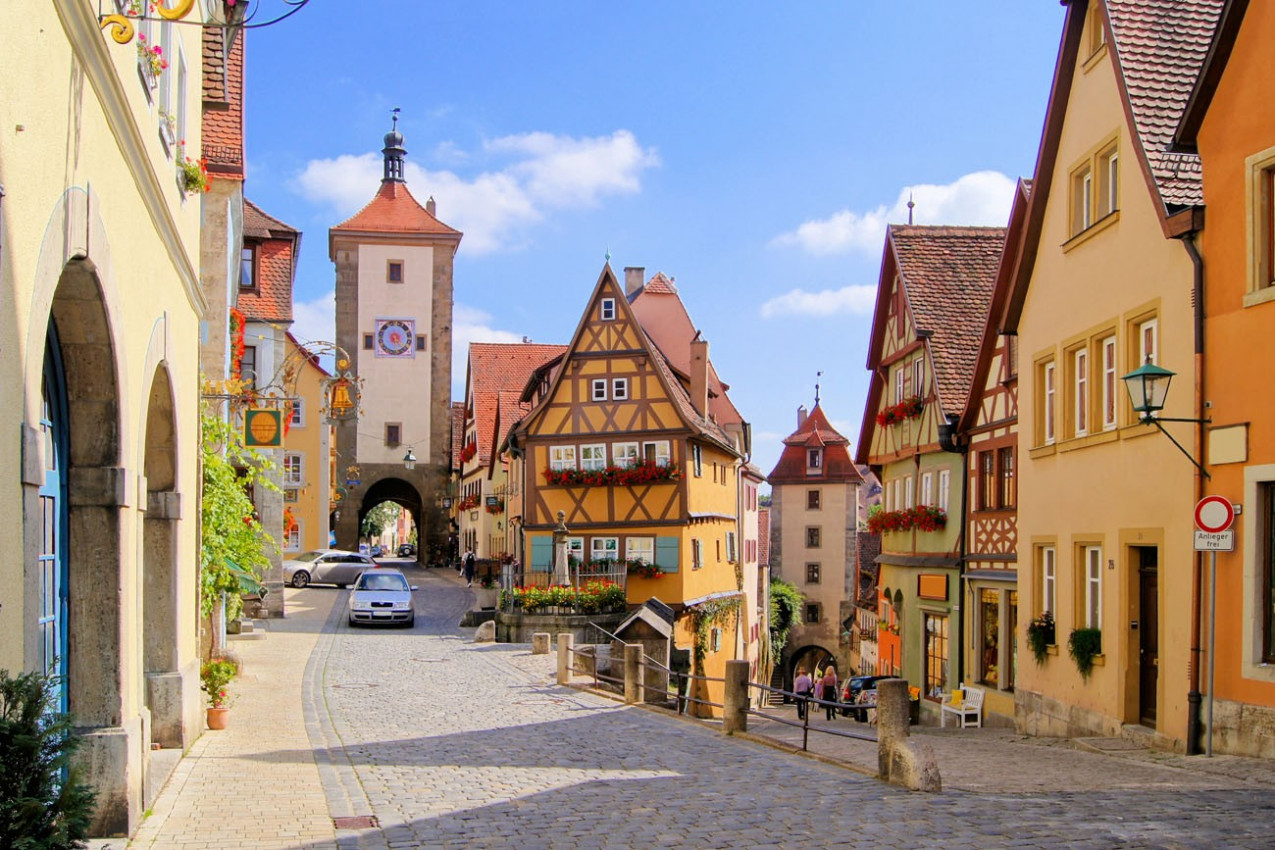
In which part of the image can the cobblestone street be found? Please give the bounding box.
[129,565,1275,849]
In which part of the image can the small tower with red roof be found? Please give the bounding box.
[767,397,863,686]
[329,116,463,557]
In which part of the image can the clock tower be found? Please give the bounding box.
[329,119,462,558]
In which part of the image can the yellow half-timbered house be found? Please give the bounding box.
[857,225,1004,706]
[510,265,750,707]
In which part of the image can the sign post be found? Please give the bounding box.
[1194,496,1235,757]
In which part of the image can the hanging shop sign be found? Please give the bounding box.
[244,408,283,448]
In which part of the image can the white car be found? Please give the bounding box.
[284,549,378,588]
[347,568,417,627]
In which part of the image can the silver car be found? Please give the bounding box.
[347,568,417,627]
[284,549,378,588]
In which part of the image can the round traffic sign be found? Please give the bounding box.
[1195,496,1235,533]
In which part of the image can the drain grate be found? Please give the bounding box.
[333,815,378,829]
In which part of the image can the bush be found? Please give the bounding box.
[200,658,238,709]
[0,670,96,848]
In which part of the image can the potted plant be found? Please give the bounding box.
[200,657,238,729]
[1025,611,1055,665]
[1068,627,1102,680]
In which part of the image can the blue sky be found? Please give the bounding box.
[242,1,1066,480]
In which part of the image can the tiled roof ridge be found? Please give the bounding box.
[244,198,298,234]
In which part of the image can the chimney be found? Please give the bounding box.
[690,337,709,417]
[797,406,808,428]
[426,196,437,216]
[625,266,645,296]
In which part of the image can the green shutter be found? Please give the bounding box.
[530,536,552,571]
[655,536,679,573]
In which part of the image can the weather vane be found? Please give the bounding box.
[815,370,822,405]
[391,107,401,129]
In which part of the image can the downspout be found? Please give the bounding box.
[1180,231,1206,755]
[938,413,969,691]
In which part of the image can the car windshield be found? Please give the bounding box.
[292,551,327,563]
[356,573,409,592]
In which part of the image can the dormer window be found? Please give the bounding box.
[600,298,616,321]
[807,448,823,471]
[239,243,257,290]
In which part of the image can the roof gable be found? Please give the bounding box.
[328,181,462,259]
[767,404,863,485]
[463,343,568,470]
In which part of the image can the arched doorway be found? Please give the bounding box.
[357,477,423,561]
[141,365,182,749]
[36,326,70,712]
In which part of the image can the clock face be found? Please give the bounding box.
[375,319,415,357]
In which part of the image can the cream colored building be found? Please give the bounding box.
[283,333,333,554]
[0,2,209,836]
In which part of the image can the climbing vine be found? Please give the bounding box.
[688,596,742,674]
[768,579,805,659]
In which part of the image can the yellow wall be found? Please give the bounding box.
[1014,39,1197,744]
[284,338,331,553]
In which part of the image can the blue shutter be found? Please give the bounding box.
[655,536,679,573]
[530,536,552,571]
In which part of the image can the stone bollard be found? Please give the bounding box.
[474,620,496,642]
[532,632,551,655]
[624,643,642,704]
[722,660,749,734]
[557,634,574,685]
[876,678,941,792]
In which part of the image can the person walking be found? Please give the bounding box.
[793,667,813,720]
[820,665,839,721]
[463,549,477,587]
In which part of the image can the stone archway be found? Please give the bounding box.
[43,258,128,834]
[355,477,423,560]
[141,365,182,749]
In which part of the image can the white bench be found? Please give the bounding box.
[939,685,984,728]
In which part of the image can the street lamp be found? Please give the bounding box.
[402,448,417,471]
[1120,357,1209,478]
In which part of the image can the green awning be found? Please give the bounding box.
[226,559,268,598]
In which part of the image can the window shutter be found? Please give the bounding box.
[655,536,680,572]
[530,536,552,571]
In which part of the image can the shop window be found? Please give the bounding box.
[806,563,821,584]
[807,489,821,510]
[979,589,1000,687]
[924,614,949,697]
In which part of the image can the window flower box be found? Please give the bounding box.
[866,505,947,534]
[456,494,479,511]
[875,396,924,427]
[137,33,167,90]
[542,461,680,488]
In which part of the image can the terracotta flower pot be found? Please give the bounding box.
[206,707,229,730]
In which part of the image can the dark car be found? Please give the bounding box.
[369,544,384,558]
[843,675,887,719]
[397,544,415,557]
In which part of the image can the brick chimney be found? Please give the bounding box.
[690,337,709,417]
[625,266,645,296]
[797,405,808,428]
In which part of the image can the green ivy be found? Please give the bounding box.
[768,579,804,659]
[200,407,277,617]
[1068,627,1103,679]
[689,596,742,674]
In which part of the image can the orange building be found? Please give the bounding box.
[1173,0,1275,757]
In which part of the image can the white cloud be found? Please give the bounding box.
[288,290,337,370]
[451,304,526,397]
[771,170,1017,256]
[293,130,659,255]
[759,284,877,319]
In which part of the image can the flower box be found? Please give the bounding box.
[543,461,680,488]
[866,505,947,534]
[875,396,924,427]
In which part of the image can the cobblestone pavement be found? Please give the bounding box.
[134,564,1275,849]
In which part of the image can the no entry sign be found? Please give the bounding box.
[1194,496,1235,534]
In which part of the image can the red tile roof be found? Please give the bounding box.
[330,181,461,242]
[201,26,244,178]
[1106,0,1222,208]
[889,225,1004,418]
[237,200,299,324]
[643,271,678,294]
[767,404,863,485]
[465,343,568,470]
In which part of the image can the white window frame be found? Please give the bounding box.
[600,298,616,321]
[938,469,950,512]
[905,476,914,509]
[1073,347,1088,437]
[1081,170,1094,230]
[1138,318,1159,366]
[894,367,905,404]
[591,379,608,402]
[613,442,639,468]
[549,445,576,472]
[807,448,822,470]
[1041,546,1056,616]
[283,452,303,486]
[290,398,304,428]
[580,444,607,471]
[1085,546,1103,628]
[590,536,619,563]
[1104,151,1119,216]
[643,440,670,466]
[913,358,924,398]
[693,445,703,477]
[725,531,737,563]
[566,537,584,564]
[692,538,703,569]
[920,472,933,506]
[1044,360,1057,445]
[285,521,301,552]
[625,537,654,565]
[1101,336,1117,430]
[612,378,629,400]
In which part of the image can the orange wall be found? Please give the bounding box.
[1195,1,1275,707]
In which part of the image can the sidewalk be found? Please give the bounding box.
[128,591,339,849]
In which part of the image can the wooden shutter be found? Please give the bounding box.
[530,536,552,571]
[655,536,680,573]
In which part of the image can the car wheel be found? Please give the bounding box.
[291,571,310,588]
[347,616,357,628]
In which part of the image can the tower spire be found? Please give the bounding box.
[814,370,822,406]
[382,107,406,183]
[907,193,915,225]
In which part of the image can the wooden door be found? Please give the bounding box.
[1138,547,1159,726]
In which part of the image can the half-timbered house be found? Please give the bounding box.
[509,265,750,708]
[856,225,1004,706]
[956,180,1031,723]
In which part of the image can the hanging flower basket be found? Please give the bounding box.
[178,155,211,194]
[484,499,504,515]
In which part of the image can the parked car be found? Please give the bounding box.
[347,568,417,627]
[397,544,415,557]
[843,675,888,719]
[369,544,384,558]
[283,550,378,588]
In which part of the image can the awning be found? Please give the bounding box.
[227,559,268,598]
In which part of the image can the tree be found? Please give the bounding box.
[361,501,400,539]
[768,578,805,658]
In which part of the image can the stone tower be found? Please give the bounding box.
[329,119,462,558]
